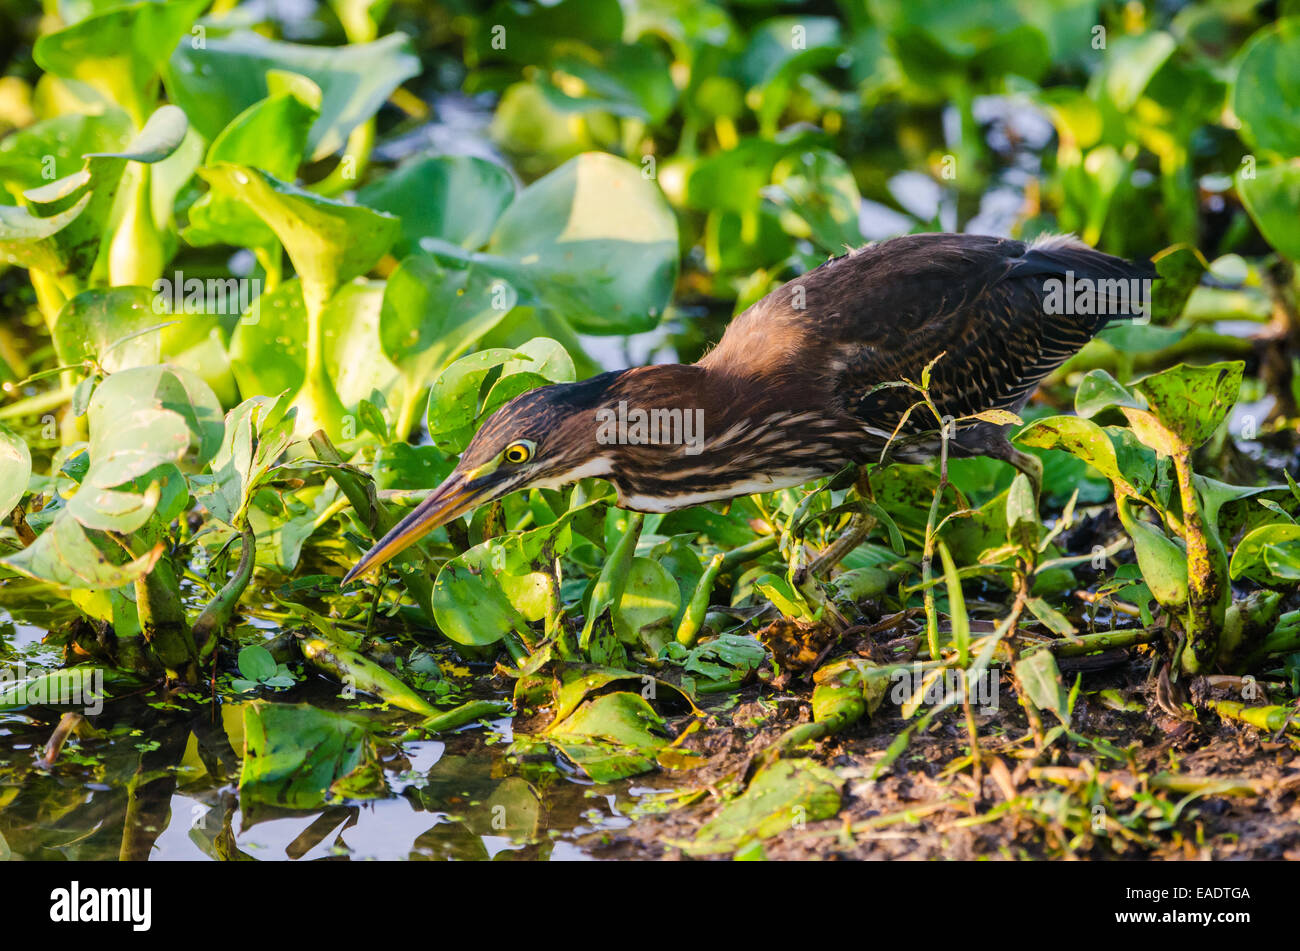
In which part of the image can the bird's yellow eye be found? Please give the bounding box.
[503,440,534,465]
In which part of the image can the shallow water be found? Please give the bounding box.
[0,602,675,862]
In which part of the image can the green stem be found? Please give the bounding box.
[1173,451,1224,674]
[193,524,256,662]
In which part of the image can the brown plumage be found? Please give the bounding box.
[343,232,1154,584]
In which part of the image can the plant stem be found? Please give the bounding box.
[193,523,256,662]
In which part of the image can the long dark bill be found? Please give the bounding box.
[340,475,484,586]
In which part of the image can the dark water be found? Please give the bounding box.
[0,600,675,861]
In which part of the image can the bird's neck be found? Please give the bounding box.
[589,363,855,513]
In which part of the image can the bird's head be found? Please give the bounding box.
[341,362,849,586]
[342,371,629,585]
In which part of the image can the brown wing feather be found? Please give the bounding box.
[701,232,1153,434]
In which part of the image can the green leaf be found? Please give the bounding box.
[1005,472,1038,551]
[1102,31,1177,111]
[1262,543,1300,581]
[1230,522,1300,583]
[357,154,514,257]
[379,255,515,391]
[425,339,573,453]
[765,149,863,252]
[1014,649,1070,727]
[1238,161,1300,263]
[0,510,163,589]
[66,480,161,533]
[541,44,677,124]
[432,543,529,646]
[1116,499,1189,610]
[686,758,842,856]
[85,364,223,486]
[1127,361,1244,454]
[1016,415,1139,497]
[486,152,678,334]
[34,0,210,124]
[185,83,321,251]
[544,691,668,783]
[230,278,403,412]
[613,556,681,646]
[0,426,32,516]
[51,286,164,372]
[239,702,373,811]
[198,164,399,317]
[203,393,294,527]
[237,644,278,683]
[0,105,188,280]
[168,31,420,161]
[1074,369,1146,419]
[1231,18,1300,157]
[0,110,132,194]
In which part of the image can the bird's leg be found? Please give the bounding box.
[807,468,876,581]
[993,439,1043,500]
[960,424,1043,499]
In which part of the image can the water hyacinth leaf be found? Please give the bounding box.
[1014,649,1070,727]
[85,364,223,485]
[0,109,132,193]
[539,42,678,124]
[544,691,668,782]
[765,149,863,252]
[372,442,454,492]
[0,426,31,516]
[86,407,190,491]
[198,164,399,317]
[1016,415,1138,497]
[426,340,571,453]
[66,480,161,533]
[1127,361,1244,454]
[487,152,678,335]
[238,702,374,812]
[613,556,681,644]
[357,154,515,257]
[185,84,321,251]
[0,510,162,589]
[1238,162,1300,263]
[1263,543,1300,580]
[1100,31,1177,112]
[0,667,110,711]
[380,255,515,395]
[204,393,294,526]
[168,31,420,161]
[231,278,403,411]
[432,546,528,646]
[0,106,187,280]
[51,286,164,372]
[686,758,842,856]
[426,347,522,453]
[1117,499,1189,609]
[0,192,95,278]
[739,17,842,89]
[467,0,623,67]
[1147,244,1208,324]
[1005,473,1038,550]
[1230,522,1300,583]
[1231,18,1300,158]
[1074,369,1146,419]
[237,644,278,683]
[33,0,210,124]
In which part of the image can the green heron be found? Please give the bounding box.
[343,232,1153,585]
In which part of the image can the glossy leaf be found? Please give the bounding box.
[169,31,420,161]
